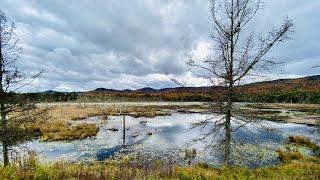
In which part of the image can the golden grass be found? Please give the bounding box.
[277,148,304,163]
[9,105,104,141]
[39,104,174,121]
[10,104,178,141]
[40,123,99,141]
[1,154,319,180]
[246,103,320,114]
[287,135,319,150]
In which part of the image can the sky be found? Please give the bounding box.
[0,0,319,92]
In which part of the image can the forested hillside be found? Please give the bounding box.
[23,75,320,103]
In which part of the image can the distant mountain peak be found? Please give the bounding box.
[94,88,118,92]
[136,87,157,92]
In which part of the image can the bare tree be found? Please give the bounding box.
[188,0,294,165]
[0,10,42,166]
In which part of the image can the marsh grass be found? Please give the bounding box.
[11,104,209,141]
[1,154,319,179]
[243,103,320,125]
[277,147,304,163]
[13,105,176,141]
[277,135,320,163]
[286,135,320,157]
[287,135,319,150]
[40,123,99,141]
[246,103,320,115]
[38,104,183,121]
[235,108,289,122]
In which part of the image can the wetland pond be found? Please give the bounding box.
[2,112,320,167]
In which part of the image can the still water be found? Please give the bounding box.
[3,113,320,166]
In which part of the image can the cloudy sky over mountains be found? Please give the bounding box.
[1,0,319,91]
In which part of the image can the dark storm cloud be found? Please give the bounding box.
[0,0,319,91]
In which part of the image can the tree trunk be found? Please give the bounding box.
[224,86,232,165]
[2,140,9,166]
[0,38,4,124]
[1,120,9,166]
[224,0,234,165]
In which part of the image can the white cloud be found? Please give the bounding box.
[20,6,64,25]
[192,41,211,59]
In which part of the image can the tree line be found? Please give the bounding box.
[15,89,320,104]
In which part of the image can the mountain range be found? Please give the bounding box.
[37,75,320,103]
[87,75,320,94]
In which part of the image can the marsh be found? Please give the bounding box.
[1,106,318,167]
